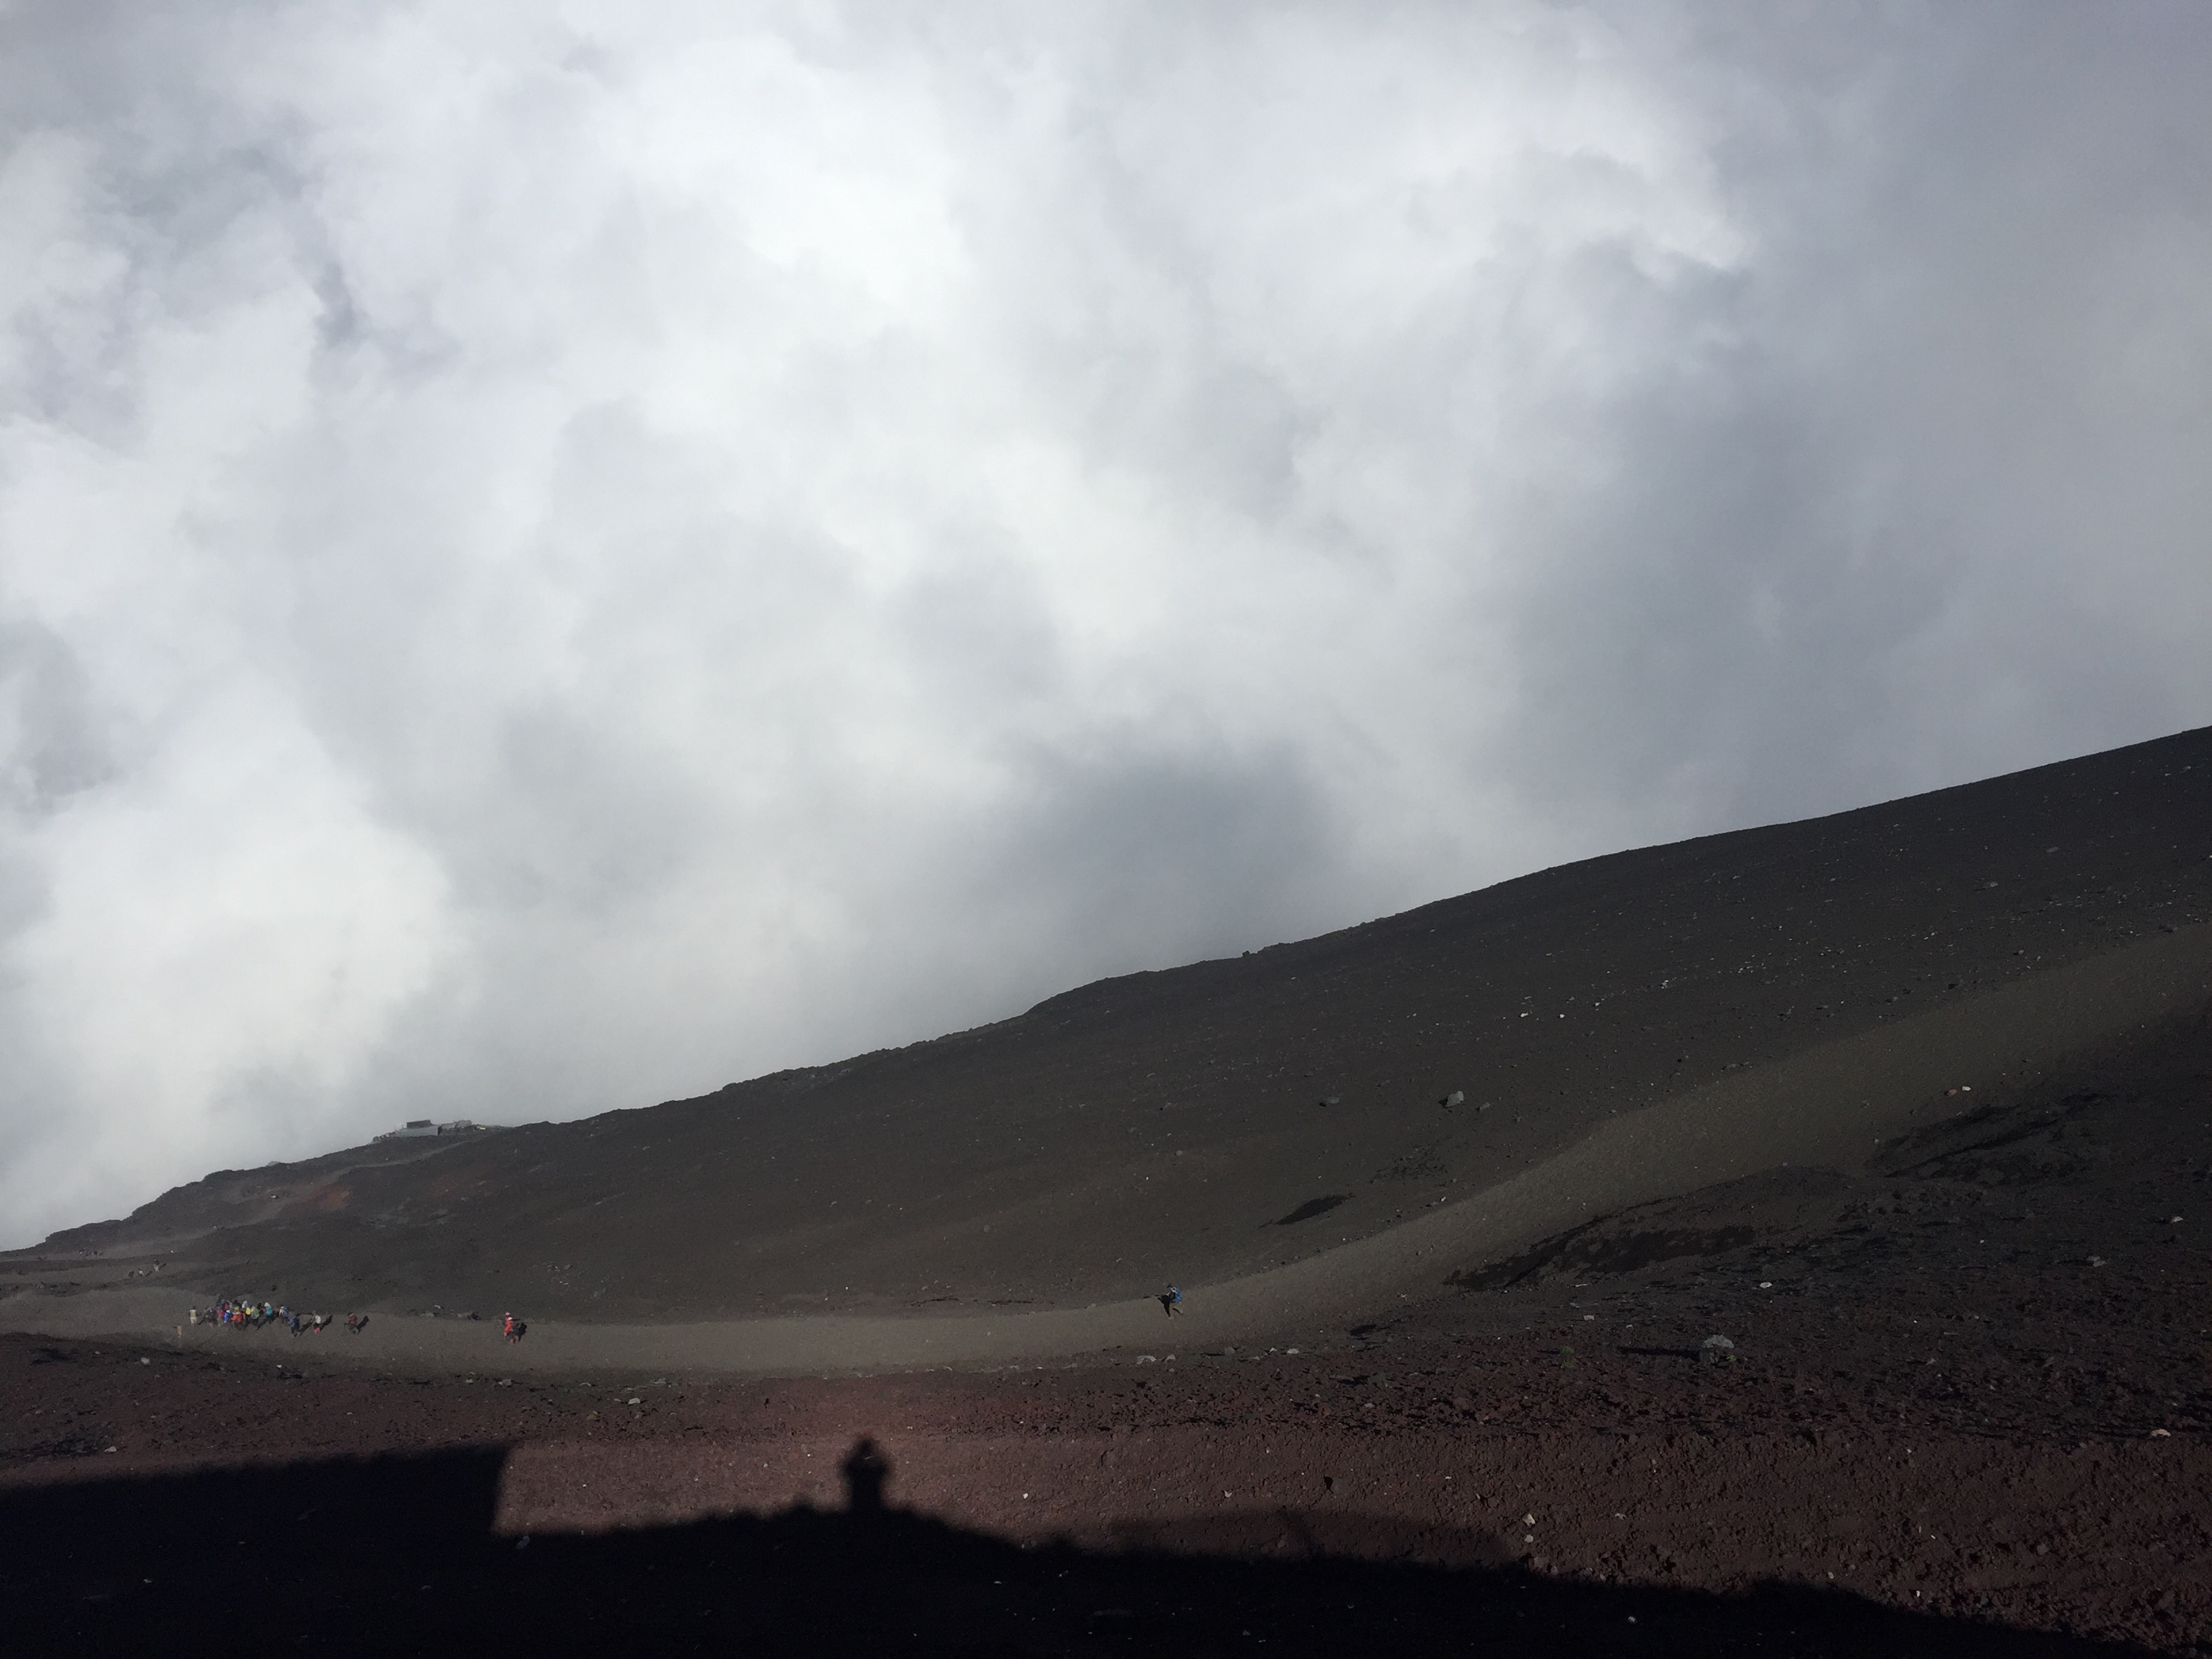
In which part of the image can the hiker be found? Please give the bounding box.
[1161,1284,1183,1317]
[504,1313,525,1345]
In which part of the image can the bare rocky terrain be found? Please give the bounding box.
[3,725,2211,1654]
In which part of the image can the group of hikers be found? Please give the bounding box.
[184,1298,525,1343]
[187,1298,369,1336]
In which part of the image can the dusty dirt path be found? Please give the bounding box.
[9,926,2208,1378]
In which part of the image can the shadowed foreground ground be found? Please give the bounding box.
[0,1443,2167,1658]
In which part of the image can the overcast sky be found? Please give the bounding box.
[1,3,2207,1246]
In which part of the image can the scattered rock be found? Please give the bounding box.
[1700,1335,1736,1365]
[1438,1090,1465,1108]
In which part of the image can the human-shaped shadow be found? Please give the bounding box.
[0,1442,2142,1656]
[840,1437,890,1515]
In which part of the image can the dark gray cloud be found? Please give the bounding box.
[1484,5,2212,838]
[0,2,2206,1242]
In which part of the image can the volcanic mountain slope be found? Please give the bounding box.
[5,948,2210,1655]
[16,725,2212,1326]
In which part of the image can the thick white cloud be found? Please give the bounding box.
[1,3,2206,1242]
